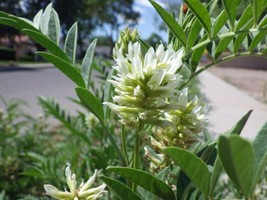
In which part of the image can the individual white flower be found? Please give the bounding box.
[105,42,184,126]
[44,164,107,200]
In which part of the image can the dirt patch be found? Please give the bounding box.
[208,66,267,103]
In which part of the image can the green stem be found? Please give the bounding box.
[190,28,267,53]
[132,127,141,192]
[121,125,129,166]
[102,123,127,166]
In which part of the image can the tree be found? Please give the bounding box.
[0,0,139,56]
[0,0,139,39]
[0,0,26,46]
[84,0,140,53]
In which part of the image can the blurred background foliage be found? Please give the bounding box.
[0,0,140,60]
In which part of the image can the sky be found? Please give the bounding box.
[132,0,182,40]
[95,0,182,42]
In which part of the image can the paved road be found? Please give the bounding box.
[200,71,267,140]
[0,67,82,116]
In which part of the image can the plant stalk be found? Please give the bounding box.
[132,128,141,192]
[103,124,127,166]
[121,125,129,166]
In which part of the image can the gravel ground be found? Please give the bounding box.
[208,66,267,103]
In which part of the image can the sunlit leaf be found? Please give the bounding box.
[81,39,97,90]
[210,110,252,196]
[190,35,208,72]
[221,0,242,29]
[218,135,254,197]
[211,11,228,38]
[48,9,60,45]
[251,0,267,25]
[234,21,254,53]
[33,9,43,29]
[0,11,38,31]
[187,19,202,50]
[64,23,78,65]
[235,5,252,31]
[259,15,267,28]
[214,35,234,59]
[40,3,52,36]
[184,0,212,34]
[249,31,267,51]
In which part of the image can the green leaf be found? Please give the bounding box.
[183,0,212,34]
[0,17,17,27]
[107,166,176,200]
[81,39,97,90]
[222,0,242,29]
[211,11,228,38]
[75,87,104,123]
[234,21,254,53]
[235,5,252,31]
[210,110,252,196]
[176,170,191,200]
[190,35,208,72]
[33,9,43,29]
[40,3,52,36]
[218,135,254,197]
[251,0,267,25]
[48,9,60,45]
[22,29,69,62]
[37,52,84,87]
[259,15,267,28]
[103,68,115,121]
[187,19,202,50]
[102,176,141,200]
[164,147,210,197]
[149,0,186,47]
[251,122,267,193]
[209,157,222,197]
[0,12,37,31]
[64,22,78,65]
[249,31,267,52]
[209,0,219,15]
[214,35,234,59]
[37,96,90,144]
[137,38,150,52]
[225,110,252,135]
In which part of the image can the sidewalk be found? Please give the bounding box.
[200,71,267,140]
[0,62,53,71]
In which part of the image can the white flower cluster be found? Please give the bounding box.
[44,164,107,200]
[105,42,183,126]
[145,88,208,172]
